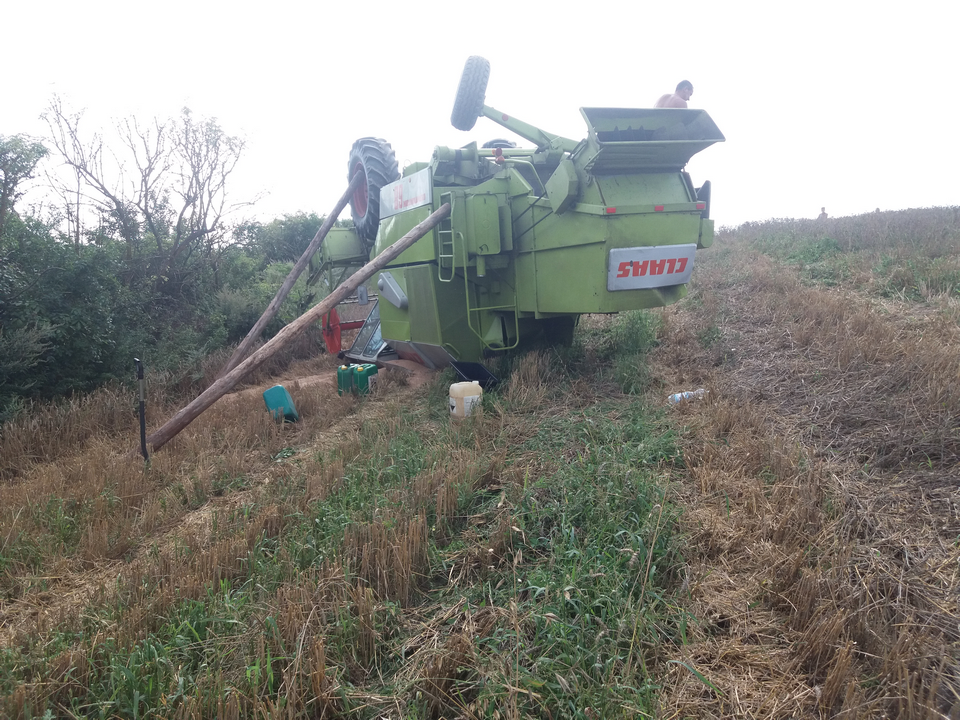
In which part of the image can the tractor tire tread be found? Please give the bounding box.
[451,56,490,132]
[348,137,400,244]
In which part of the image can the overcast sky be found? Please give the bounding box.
[5,0,957,229]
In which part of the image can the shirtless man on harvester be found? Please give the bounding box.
[655,81,694,108]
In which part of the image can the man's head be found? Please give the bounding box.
[676,80,694,101]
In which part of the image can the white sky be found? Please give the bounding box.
[5,0,958,229]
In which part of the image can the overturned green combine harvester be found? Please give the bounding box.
[310,56,724,369]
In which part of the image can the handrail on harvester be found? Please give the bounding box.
[479,104,580,155]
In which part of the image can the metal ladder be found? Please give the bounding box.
[437,190,519,351]
[437,192,455,282]
[465,292,520,352]
[463,260,520,352]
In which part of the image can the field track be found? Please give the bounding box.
[649,236,960,718]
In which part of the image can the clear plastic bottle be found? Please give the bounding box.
[667,388,707,405]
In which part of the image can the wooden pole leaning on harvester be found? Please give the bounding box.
[145,202,451,453]
[217,172,365,378]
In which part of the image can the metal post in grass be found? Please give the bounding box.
[134,358,148,461]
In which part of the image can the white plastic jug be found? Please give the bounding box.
[449,381,482,418]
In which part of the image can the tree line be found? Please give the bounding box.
[0,102,332,422]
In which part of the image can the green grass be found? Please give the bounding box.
[0,311,691,719]
[576,310,661,395]
[460,404,683,718]
[719,207,960,301]
[875,255,960,300]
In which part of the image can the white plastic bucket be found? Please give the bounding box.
[449,381,482,418]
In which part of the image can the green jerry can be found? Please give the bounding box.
[352,364,379,394]
[263,384,299,422]
[337,364,355,396]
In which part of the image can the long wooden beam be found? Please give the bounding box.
[218,171,365,378]
[145,202,450,452]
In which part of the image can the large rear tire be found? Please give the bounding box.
[537,316,578,348]
[348,137,400,244]
[451,56,490,131]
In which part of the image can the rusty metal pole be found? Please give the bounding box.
[134,358,148,461]
[145,203,450,453]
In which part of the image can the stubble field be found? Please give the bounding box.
[0,207,957,718]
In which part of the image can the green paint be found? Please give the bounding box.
[320,69,724,365]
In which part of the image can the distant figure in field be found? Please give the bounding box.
[655,80,694,108]
[818,207,828,220]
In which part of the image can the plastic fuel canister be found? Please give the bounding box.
[262,384,299,422]
[337,365,355,396]
[352,364,379,394]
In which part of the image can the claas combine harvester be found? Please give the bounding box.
[308,56,725,370]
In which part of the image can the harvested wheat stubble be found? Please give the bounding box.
[2,360,462,717]
[0,362,368,646]
[650,241,960,719]
[726,266,960,470]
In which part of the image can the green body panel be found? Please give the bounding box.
[545,158,578,214]
[594,173,692,206]
[698,218,715,249]
[309,227,366,282]
[375,204,437,265]
[322,227,366,263]
[523,212,699,314]
[307,227,369,301]
[465,194,501,256]
[335,102,724,365]
[377,264,488,362]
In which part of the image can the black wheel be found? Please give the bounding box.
[451,56,490,132]
[347,137,400,244]
[481,138,517,149]
[536,316,578,347]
